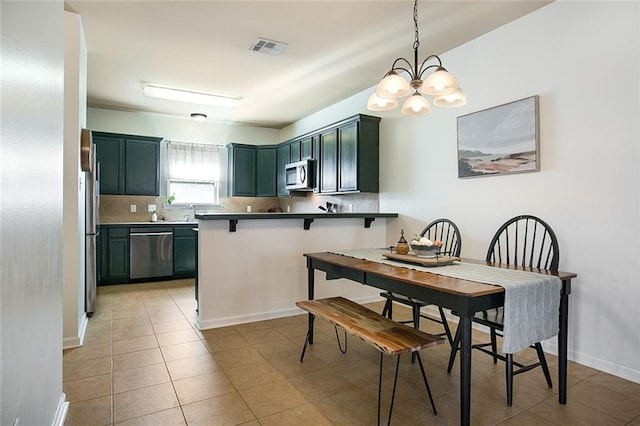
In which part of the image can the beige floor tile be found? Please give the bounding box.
[113,335,159,355]
[112,324,155,341]
[151,318,193,334]
[238,379,307,418]
[252,338,301,360]
[160,340,209,362]
[181,392,256,426]
[197,325,238,339]
[83,329,112,345]
[113,382,179,423]
[233,320,273,334]
[498,409,558,426]
[628,415,640,425]
[114,362,171,394]
[114,407,185,425]
[63,341,112,363]
[65,395,112,426]
[202,332,251,354]
[112,306,147,319]
[155,328,200,347]
[148,310,186,324]
[213,346,266,370]
[258,403,333,426]
[288,367,358,402]
[64,373,112,403]
[113,347,164,372]
[529,395,627,425]
[314,388,379,425]
[224,359,287,390]
[85,318,111,334]
[172,370,235,405]
[240,327,288,345]
[64,355,111,382]
[112,315,151,330]
[567,380,640,423]
[166,353,221,381]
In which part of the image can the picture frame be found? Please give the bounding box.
[457,95,539,178]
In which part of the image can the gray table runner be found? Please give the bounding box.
[331,248,561,354]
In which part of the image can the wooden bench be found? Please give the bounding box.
[296,296,445,424]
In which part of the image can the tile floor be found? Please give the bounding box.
[63,279,640,425]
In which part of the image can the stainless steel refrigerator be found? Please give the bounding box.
[85,143,99,316]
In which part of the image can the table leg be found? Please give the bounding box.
[460,315,472,426]
[307,264,315,344]
[558,281,570,404]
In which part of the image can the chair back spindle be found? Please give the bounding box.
[486,215,559,270]
[420,219,462,257]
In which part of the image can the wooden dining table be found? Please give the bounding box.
[303,251,577,426]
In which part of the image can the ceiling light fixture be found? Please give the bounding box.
[367,0,467,116]
[190,113,207,122]
[143,84,242,108]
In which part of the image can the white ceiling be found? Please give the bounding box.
[64,1,552,129]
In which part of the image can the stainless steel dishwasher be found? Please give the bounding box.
[130,227,173,280]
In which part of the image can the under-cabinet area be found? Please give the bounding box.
[98,223,197,285]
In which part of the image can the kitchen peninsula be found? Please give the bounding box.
[194,212,397,330]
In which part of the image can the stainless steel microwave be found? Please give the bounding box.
[285,159,315,191]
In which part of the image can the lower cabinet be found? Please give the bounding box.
[98,224,196,285]
[173,226,197,277]
[98,226,130,284]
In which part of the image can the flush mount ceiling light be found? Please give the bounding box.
[143,84,242,108]
[190,113,207,122]
[367,0,467,116]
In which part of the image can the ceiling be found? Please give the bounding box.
[64,1,551,129]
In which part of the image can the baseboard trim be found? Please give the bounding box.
[52,393,69,426]
[62,313,89,350]
[196,295,381,330]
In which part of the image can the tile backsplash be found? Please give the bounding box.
[99,193,379,223]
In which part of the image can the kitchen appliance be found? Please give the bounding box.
[129,227,173,280]
[285,159,314,191]
[84,130,99,316]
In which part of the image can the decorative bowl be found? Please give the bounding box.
[410,244,441,258]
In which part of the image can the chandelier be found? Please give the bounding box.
[367,0,467,116]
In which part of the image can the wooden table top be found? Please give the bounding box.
[304,251,577,298]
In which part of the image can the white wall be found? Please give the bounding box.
[88,107,281,145]
[1,1,68,425]
[62,11,89,349]
[282,2,640,383]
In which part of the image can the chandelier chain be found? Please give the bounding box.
[413,0,420,51]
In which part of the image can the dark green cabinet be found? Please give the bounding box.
[98,226,129,284]
[227,144,256,196]
[276,143,291,196]
[290,140,301,162]
[94,134,125,194]
[301,136,314,160]
[256,146,277,197]
[318,114,380,194]
[319,129,338,193]
[125,138,160,195]
[173,226,196,277]
[94,132,161,196]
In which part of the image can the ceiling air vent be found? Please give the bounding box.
[249,37,287,56]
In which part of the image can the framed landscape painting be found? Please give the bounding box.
[457,95,539,178]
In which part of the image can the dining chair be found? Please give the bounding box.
[381,218,461,346]
[446,214,559,406]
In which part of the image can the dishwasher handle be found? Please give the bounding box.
[130,231,173,237]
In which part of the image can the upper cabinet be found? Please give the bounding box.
[227,143,257,197]
[94,132,162,196]
[256,146,277,197]
[317,114,380,194]
[226,114,381,198]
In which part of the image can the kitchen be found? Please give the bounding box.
[2,1,639,426]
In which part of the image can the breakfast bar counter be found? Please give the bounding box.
[194,212,397,330]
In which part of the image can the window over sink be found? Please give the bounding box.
[166,141,222,205]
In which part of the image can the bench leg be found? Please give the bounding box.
[378,352,401,426]
[334,326,348,354]
[299,314,315,362]
[416,352,438,415]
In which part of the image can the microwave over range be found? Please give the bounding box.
[285,159,315,191]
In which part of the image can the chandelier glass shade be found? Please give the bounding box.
[368,0,466,116]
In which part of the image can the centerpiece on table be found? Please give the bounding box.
[410,236,443,258]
